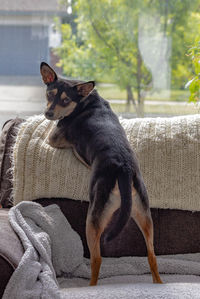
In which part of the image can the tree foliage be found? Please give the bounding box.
[186,39,200,103]
[56,0,199,116]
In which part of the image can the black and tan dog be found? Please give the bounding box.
[40,62,162,286]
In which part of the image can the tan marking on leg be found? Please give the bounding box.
[72,148,91,169]
[131,193,162,284]
[112,182,119,196]
[86,218,102,286]
[49,136,72,148]
[102,193,121,228]
[48,126,72,149]
[86,196,120,286]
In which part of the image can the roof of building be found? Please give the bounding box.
[0,0,67,15]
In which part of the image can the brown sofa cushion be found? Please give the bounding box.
[0,118,24,208]
[35,198,200,258]
[0,256,14,298]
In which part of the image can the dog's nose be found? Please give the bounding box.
[45,111,54,118]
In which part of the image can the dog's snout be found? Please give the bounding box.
[45,111,54,118]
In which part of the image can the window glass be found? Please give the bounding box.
[0,0,199,129]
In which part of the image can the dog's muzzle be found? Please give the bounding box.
[45,111,54,119]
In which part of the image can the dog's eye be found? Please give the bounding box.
[46,92,54,102]
[63,98,71,105]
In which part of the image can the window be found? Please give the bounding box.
[0,0,199,129]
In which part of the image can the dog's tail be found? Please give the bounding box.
[105,170,133,242]
[105,169,149,243]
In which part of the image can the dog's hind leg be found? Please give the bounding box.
[86,178,120,286]
[131,191,162,284]
[86,214,102,286]
[86,220,100,286]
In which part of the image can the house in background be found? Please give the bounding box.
[0,0,72,129]
[0,0,67,76]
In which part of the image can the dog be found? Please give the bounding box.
[40,62,162,286]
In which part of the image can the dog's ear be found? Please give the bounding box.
[40,62,58,85]
[74,81,95,97]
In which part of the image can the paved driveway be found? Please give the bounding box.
[0,76,46,128]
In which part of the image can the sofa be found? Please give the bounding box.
[1,116,200,298]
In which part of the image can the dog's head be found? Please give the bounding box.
[40,62,95,120]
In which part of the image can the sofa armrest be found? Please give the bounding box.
[0,209,24,298]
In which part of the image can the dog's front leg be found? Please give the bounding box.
[72,149,91,169]
[48,126,72,149]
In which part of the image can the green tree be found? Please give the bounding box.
[57,0,199,116]
[150,0,200,89]
[186,39,200,102]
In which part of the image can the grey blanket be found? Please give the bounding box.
[3,201,200,299]
[3,201,83,299]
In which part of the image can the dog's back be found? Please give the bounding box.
[59,90,149,241]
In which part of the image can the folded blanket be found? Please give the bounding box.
[3,201,83,299]
[4,201,200,299]
[12,114,200,210]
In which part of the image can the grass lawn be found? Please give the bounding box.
[97,84,190,102]
[110,102,200,117]
[97,83,199,116]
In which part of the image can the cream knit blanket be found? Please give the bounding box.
[12,114,200,211]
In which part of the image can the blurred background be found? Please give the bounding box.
[0,0,199,128]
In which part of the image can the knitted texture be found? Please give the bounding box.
[12,114,200,211]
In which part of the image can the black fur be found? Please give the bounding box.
[41,62,149,242]
[57,86,149,241]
